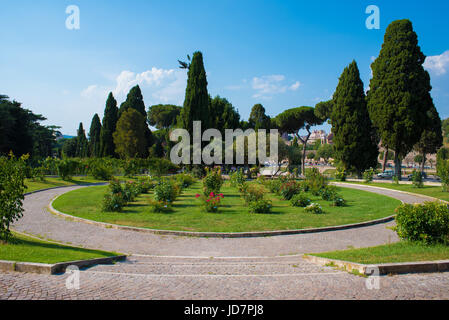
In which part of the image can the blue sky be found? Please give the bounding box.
[1,0,449,135]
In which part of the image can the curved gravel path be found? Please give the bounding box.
[3,183,448,300]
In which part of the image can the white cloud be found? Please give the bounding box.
[424,50,449,75]
[80,67,187,106]
[251,75,300,98]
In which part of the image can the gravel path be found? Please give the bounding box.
[2,183,448,300]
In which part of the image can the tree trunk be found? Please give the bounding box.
[394,153,402,180]
[382,147,389,173]
[421,152,426,175]
[298,131,311,176]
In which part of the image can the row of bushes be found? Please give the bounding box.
[27,157,180,181]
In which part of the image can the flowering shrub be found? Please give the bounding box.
[242,184,266,204]
[394,202,449,244]
[230,169,246,189]
[279,181,301,200]
[202,168,223,196]
[304,203,324,214]
[291,193,311,207]
[138,178,155,194]
[332,197,346,207]
[109,179,123,194]
[148,200,173,213]
[102,192,126,212]
[305,168,328,196]
[248,199,272,214]
[154,179,179,204]
[196,192,224,213]
[122,181,140,202]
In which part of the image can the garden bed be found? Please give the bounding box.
[52,182,401,233]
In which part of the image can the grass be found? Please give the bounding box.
[311,241,449,264]
[341,181,449,202]
[52,181,401,233]
[25,176,107,193]
[0,232,119,264]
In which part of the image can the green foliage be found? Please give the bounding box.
[137,177,156,194]
[363,168,375,183]
[314,100,334,122]
[394,202,449,244]
[279,181,301,200]
[178,51,211,136]
[437,157,449,191]
[148,200,173,213]
[367,20,433,177]
[335,167,347,181]
[305,168,328,196]
[248,199,272,214]
[332,197,346,207]
[195,192,224,213]
[122,181,141,202]
[176,173,196,188]
[411,170,424,188]
[320,185,338,201]
[241,184,266,204]
[100,93,119,158]
[209,96,241,134]
[291,193,311,207]
[316,144,334,163]
[248,104,271,130]
[88,160,114,180]
[147,104,181,129]
[230,169,246,189]
[89,114,102,158]
[148,158,179,177]
[102,192,126,212]
[202,168,223,196]
[75,123,89,158]
[56,159,79,181]
[153,179,179,204]
[113,108,148,159]
[304,203,324,214]
[0,154,27,241]
[332,61,379,176]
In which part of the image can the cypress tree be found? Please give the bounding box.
[248,104,271,130]
[178,51,210,136]
[100,93,119,157]
[75,122,89,158]
[118,85,152,157]
[113,108,147,159]
[331,61,379,176]
[89,114,102,158]
[367,19,432,178]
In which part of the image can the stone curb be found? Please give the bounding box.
[303,254,449,275]
[0,255,127,275]
[48,192,396,238]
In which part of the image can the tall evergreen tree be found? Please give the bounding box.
[75,122,89,158]
[178,51,210,136]
[100,93,119,157]
[89,114,102,158]
[209,96,241,134]
[119,86,152,157]
[332,61,379,176]
[367,19,432,178]
[248,104,271,130]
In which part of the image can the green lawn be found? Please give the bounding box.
[341,181,449,202]
[0,233,119,264]
[25,176,108,193]
[311,241,449,264]
[52,182,401,233]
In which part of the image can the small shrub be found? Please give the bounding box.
[176,173,196,189]
[242,184,266,204]
[202,168,223,196]
[304,203,324,214]
[279,181,301,200]
[411,170,424,188]
[102,192,126,212]
[320,185,338,201]
[291,193,311,207]
[89,162,114,180]
[305,168,328,196]
[394,202,449,244]
[122,181,140,202]
[138,177,155,194]
[154,179,178,204]
[57,159,79,181]
[230,169,246,189]
[248,199,272,214]
[363,168,375,183]
[267,178,282,194]
[335,167,347,182]
[393,175,400,185]
[332,197,346,207]
[148,200,173,213]
[196,192,224,213]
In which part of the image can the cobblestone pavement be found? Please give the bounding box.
[2,184,448,300]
